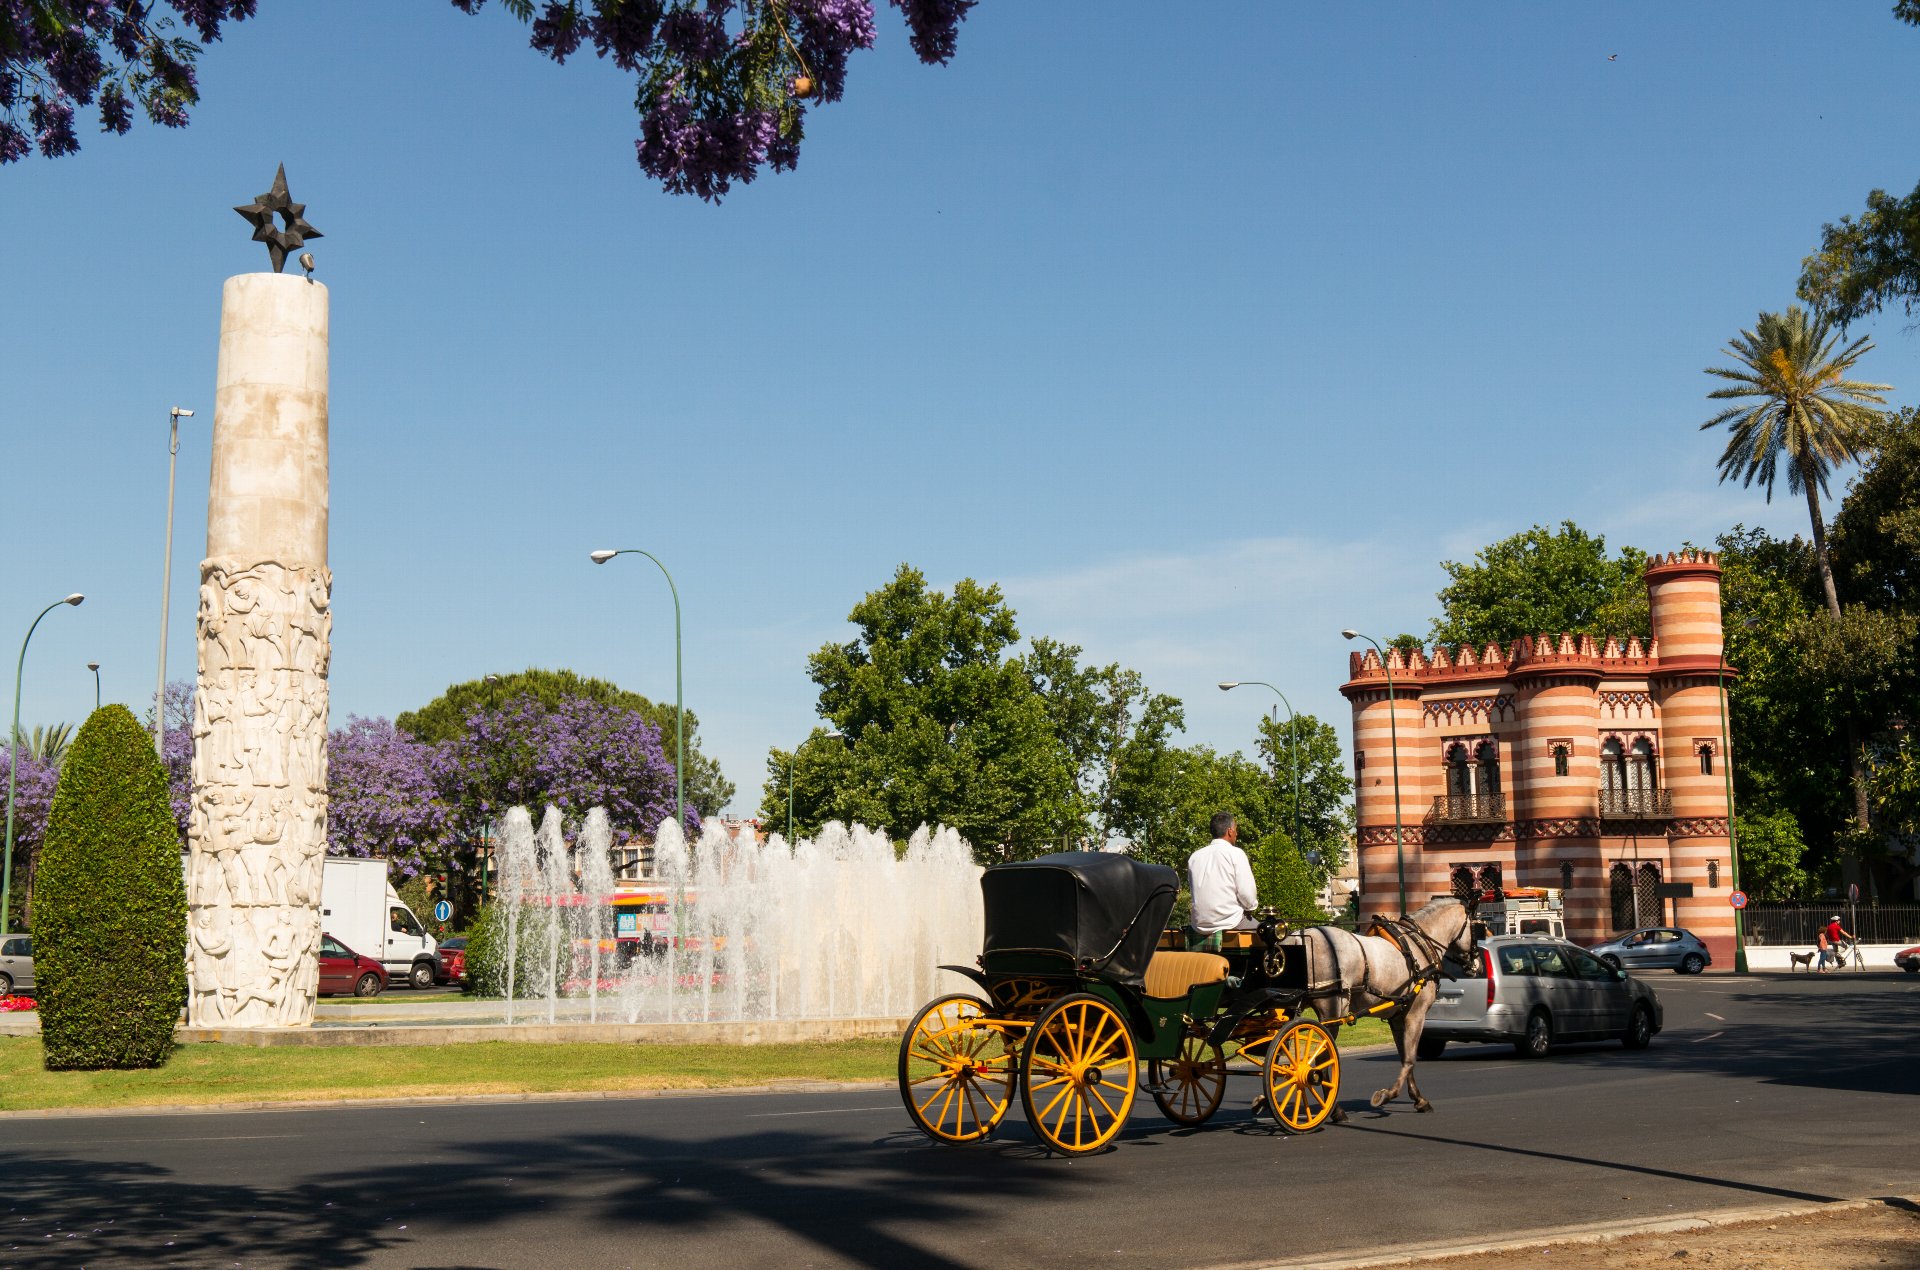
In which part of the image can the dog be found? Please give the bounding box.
[1788,949,1817,972]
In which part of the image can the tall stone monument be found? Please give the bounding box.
[186,168,331,1027]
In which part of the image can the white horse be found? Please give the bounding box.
[1288,896,1477,1118]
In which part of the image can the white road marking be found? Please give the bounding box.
[745,1105,898,1118]
[1691,1031,1725,1043]
[1705,1012,1725,1021]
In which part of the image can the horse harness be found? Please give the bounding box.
[1363,914,1454,1010]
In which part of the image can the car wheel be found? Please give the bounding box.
[1416,1035,1447,1060]
[1622,1004,1653,1050]
[1514,1010,1552,1059]
[1601,954,1621,970]
[355,973,383,998]
[1903,963,1918,975]
[1679,953,1705,975]
[409,961,435,990]
[0,972,12,996]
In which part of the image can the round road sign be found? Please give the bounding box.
[433,900,452,922]
[1729,890,1748,910]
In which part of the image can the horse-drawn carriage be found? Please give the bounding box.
[898,851,1478,1154]
[897,852,1346,1154]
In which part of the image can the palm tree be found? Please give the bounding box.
[1702,305,1890,618]
[1702,305,1892,829]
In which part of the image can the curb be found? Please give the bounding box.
[0,1040,1400,1120]
[0,1078,899,1120]
[1218,1194,1920,1269]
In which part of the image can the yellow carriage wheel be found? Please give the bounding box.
[1149,1033,1227,1127]
[899,993,1016,1144]
[1262,1019,1341,1134]
[1021,993,1138,1155]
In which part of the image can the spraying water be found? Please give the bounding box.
[485,809,981,1024]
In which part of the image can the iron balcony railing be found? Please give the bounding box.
[1597,788,1674,818]
[1430,793,1507,823]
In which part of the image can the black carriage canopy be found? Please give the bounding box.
[980,852,1180,988]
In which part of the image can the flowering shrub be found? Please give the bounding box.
[0,995,35,1012]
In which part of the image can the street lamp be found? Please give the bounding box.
[787,729,844,843]
[1719,618,1758,975]
[5,593,84,929]
[86,662,100,711]
[590,549,685,829]
[155,405,195,755]
[1342,629,1407,913]
[1219,681,1302,861]
[478,674,501,903]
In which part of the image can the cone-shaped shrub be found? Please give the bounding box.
[36,704,187,1069]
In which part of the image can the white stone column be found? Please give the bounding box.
[187,273,330,1028]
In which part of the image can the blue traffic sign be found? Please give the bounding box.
[434,900,452,922]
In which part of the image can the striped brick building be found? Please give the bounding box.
[1340,549,1737,963]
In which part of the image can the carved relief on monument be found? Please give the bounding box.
[186,557,332,1027]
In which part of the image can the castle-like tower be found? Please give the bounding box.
[1340,550,1736,962]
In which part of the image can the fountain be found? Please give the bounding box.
[480,810,982,1025]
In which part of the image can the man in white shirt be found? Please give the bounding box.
[1186,812,1259,951]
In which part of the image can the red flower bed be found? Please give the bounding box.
[0,995,36,1013]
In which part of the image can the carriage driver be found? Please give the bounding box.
[1185,812,1259,952]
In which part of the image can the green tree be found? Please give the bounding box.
[1703,306,1893,828]
[1799,181,1920,329]
[1429,522,1649,648]
[1252,712,1354,878]
[398,668,733,815]
[32,705,187,1070]
[1734,809,1811,900]
[1832,408,1920,618]
[764,566,1077,860]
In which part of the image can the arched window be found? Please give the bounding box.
[1560,860,1574,890]
[1707,860,1719,888]
[1601,738,1627,795]
[1698,744,1713,776]
[1553,744,1570,777]
[1475,741,1501,796]
[1445,744,1472,798]
[1629,739,1657,793]
[1609,863,1635,932]
[1450,866,1477,901]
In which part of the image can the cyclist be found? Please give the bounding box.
[1820,914,1855,972]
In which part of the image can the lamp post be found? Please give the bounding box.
[590,549,685,829]
[787,729,844,843]
[86,662,100,711]
[154,405,195,754]
[1342,629,1407,913]
[1219,681,1302,858]
[478,674,501,904]
[5,593,85,930]
[1718,620,1756,975]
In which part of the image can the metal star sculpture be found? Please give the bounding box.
[233,164,323,273]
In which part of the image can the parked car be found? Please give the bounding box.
[435,936,467,985]
[317,934,387,998]
[1588,927,1713,974]
[0,933,32,995]
[1896,945,1920,975]
[1421,936,1664,1059]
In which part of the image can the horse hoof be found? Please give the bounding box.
[1330,1107,1350,1125]
[1415,1101,1434,1113]
[1369,1090,1389,1108]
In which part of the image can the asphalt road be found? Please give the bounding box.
[6,972,1917,1269]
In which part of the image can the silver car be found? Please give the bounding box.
[0,933,32,995]
[1586,926,1712,975]
[1420,936,1664,1059]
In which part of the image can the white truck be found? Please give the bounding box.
[1471,888,1566,941]
[319,856,440,989]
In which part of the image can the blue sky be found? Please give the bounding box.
[4,2,1918,816]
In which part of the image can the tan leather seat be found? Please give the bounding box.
[1143,951,1230,999]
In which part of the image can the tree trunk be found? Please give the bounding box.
[1803,468,1874,828]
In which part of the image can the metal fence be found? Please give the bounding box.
[1740,902,1920,947]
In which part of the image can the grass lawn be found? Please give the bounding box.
[0,1017,1393,1113]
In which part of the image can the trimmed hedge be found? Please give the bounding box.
[35,705,188,1069]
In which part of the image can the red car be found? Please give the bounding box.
[436,936,468,985]
[318,934,387,997]
[1896,946,1920,975]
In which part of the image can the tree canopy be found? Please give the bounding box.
[2,1,976,197]
[1428,522,1649,648]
